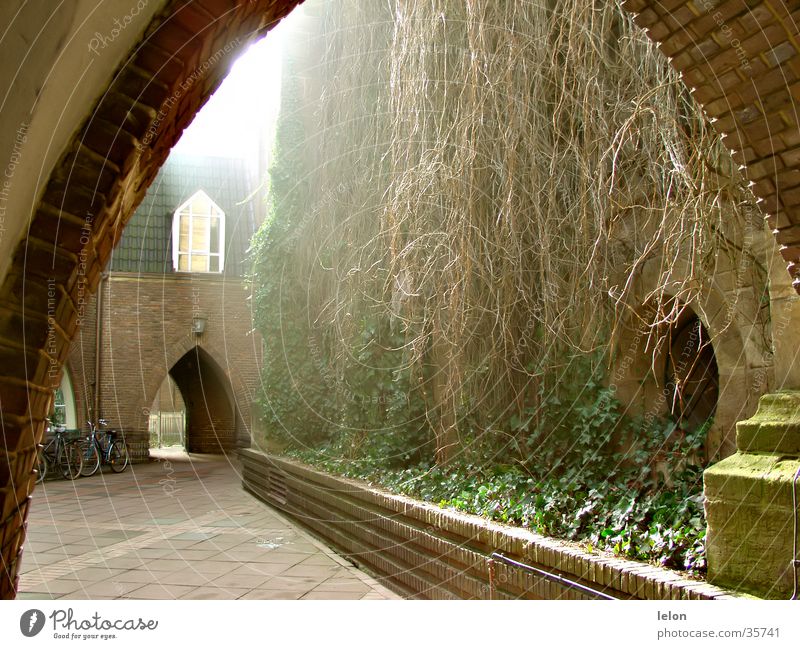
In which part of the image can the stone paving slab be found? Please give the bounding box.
[18,450,399,601]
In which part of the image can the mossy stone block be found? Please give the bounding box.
[736,391,800,455]
[704,452,800,598]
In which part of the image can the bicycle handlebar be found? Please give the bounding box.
[45,417,66,433]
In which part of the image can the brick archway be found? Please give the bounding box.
[143,335,255,451]
[2,0,800,598]
[167,345,236,453]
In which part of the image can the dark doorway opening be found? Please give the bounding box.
[168,347,237,453]
[664,310,719,433]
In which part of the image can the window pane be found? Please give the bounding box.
[191,255,209,272]
[179,214,190,252]
[191,195,212,216]
[191,216,210,252]
[210,218,220,254]
[174,193,224,274]
[52,388,66,426]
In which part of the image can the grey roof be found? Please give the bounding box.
[110,154,261,276]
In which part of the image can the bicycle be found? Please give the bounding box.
[36,421,83,483]
[78,419,129,477]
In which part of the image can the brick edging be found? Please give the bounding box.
[239,449,745,600]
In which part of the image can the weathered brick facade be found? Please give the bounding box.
[66,273,262,460]
[4,0,800,599]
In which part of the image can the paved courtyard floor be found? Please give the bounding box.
[18,449,398,600]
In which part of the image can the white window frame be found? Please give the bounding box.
[53,368,77,429]
[171,190,226,273]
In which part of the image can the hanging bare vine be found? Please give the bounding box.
[262,0,767,456]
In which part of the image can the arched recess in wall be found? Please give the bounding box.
[610,258,771,461]
[662,310,719,434]
[3,0,800,600]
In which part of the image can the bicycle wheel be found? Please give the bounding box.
[35,449,47,484]
[78,439,100,477]
[59,442,83,480]
[108,441,129,473]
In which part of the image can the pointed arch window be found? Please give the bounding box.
[51,368,77,429]
[172,190,225,273]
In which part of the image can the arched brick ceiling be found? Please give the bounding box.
[624,0,800,287]
[1,0,799,599]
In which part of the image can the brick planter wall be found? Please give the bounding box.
[240,449,740,600]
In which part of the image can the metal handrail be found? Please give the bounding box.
[488,551,617,600]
